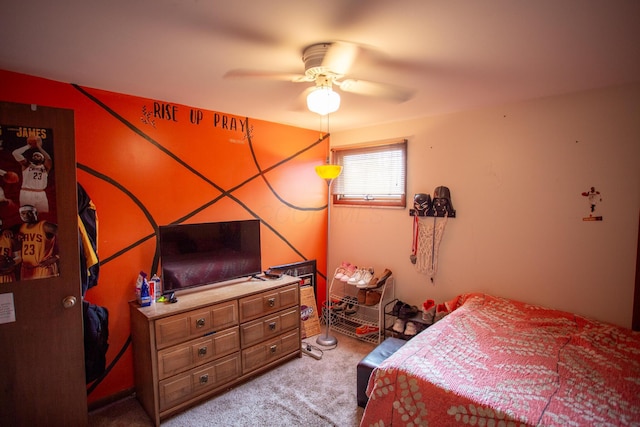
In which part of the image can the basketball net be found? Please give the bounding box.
[414,215,448,281]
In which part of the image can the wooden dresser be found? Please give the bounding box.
[129,275,301,426]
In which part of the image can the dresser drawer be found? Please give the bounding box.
[159,353,241,412]
[157,327,240,380]
[191,353,240,395]
[238,283,299,323]
[240,306,299,348]
[155,300,238,349]
[241,328,300,374]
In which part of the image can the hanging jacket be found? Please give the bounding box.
[83,299,109,383]
[78,183,99,296]
[78,183,108,383]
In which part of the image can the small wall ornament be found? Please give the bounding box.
[581,186,603,221]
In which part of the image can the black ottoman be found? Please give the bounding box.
[356,337,406,408]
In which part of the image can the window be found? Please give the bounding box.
[332,139,407,207]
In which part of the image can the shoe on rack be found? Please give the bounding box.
[340,264,357,282]
[434,303,449,322]
[392,318,406,333]
[391,300,404,316]
[365,290,381,306]
[331,298,349,312]
[357,289,367,304]
[344,297,359,315]
[374,269,393,288]
[328,298,344,311]
[334,261,351,279]
[398,304,419,320]
[355,325,379,337]
[422,299,435,324]
[444,295,461,312]
[361,276,378,289]
[356,268,374,287]
[347,268,366,285]
[356,268,378,288]
[404,321,418,336]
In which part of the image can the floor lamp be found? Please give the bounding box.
[315,163,342,347]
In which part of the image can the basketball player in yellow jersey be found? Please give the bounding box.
[17,205,58,280]
[0,219,19,283]
[12,135,53,214]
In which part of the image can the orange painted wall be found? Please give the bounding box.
[0,70,329,404]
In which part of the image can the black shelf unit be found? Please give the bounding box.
[384,299,432,340]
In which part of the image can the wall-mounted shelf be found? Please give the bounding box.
[410,187,456,218]
[409,208,456,218]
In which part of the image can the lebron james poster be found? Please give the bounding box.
[0,124,58,282]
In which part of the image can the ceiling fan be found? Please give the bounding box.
[224,41,416,115]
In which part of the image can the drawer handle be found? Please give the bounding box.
[198,347,207,357]
[199,374,209,384]
[267,298,276,307]
[196,318,206,328]
[268,322,276,331]
[269,344,277,353]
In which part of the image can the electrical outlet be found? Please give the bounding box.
[301,343,322,360]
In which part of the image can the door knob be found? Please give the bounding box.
[62,296,77,309]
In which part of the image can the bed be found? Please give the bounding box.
[361,293,640,426]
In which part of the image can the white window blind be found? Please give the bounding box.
[332,139,407,207]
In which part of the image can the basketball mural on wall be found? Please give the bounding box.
[0,69,329,403]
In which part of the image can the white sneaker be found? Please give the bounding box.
[404,321,418,336]
[392,318,406,333]
[347,268,365,284]
[356,268,374,287]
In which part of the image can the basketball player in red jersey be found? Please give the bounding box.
[17,204,58,280]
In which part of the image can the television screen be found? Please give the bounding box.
[159,219,262,292]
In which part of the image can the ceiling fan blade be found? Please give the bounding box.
[321,41,359,76]
[224,69,310,82]
[338,79,415,103]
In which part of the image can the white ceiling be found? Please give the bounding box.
[1,0,639,132]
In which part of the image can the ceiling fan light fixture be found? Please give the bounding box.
[307,86,340,116]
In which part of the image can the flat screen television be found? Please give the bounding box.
[159,219,262,293]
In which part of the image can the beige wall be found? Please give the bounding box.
[330,82,640,328]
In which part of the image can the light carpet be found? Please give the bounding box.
[89,332,374,426]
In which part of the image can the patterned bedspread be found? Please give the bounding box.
[361,293,640,426]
